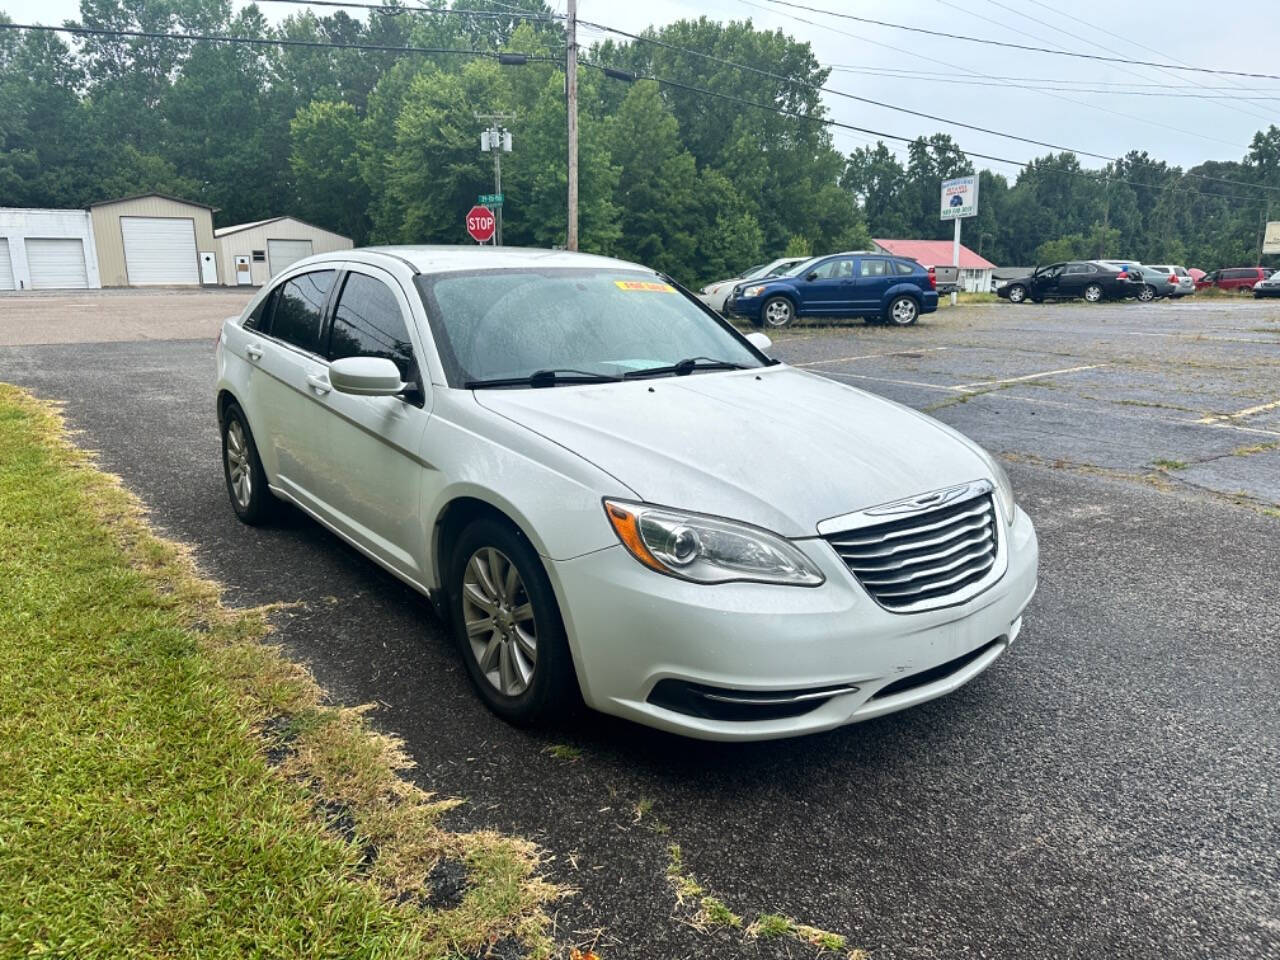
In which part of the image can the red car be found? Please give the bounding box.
[1199,266,1274,291]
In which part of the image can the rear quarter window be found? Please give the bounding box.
[894,261,916,276]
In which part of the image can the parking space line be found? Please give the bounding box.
[817,369,959,392]
[951,363,1107,392]
[1197,397,1280,424]
[794,346,949,367]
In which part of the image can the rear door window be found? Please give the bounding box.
[271,270,336,354]
[328,271,417,380]
[859,259,889,277]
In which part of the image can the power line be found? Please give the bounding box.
[742,0,1249,153]
[577,61,1273,204]
[5,18,1274,204]
[824,65,1280,91]
[0,20,558,60]
[760,0,1280,81]
[971,0,1274,125]
[579,8,1280,197]
[253,0,558,23]
[1020,0,1279,119]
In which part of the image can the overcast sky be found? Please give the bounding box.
[5,0,1277,176]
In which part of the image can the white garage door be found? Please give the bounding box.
[267,239,314,278]
[121,217,199,285]
[26,238,89,289]
[0,240,14,290]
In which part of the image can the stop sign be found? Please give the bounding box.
[465,205,496,243]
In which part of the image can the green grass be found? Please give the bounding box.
[0,385,561,959]
[1152,458,1189,470]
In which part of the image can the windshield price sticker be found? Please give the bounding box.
[615,280,676,292]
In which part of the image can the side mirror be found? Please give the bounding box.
[745,332,772,351]
[329,356,405,396]
[806,272,819,281]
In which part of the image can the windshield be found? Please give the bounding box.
[741,261,783,281]
[416,268,766,386]
[784,257,819,277]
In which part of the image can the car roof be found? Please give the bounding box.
[307,245,656,276]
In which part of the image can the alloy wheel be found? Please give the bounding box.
[1084,284,1103,303]
[1008,285,1026,303]
[225,419,252,509]
[890,297,918,325]
[461,547,537,697]
[763,298,793,327]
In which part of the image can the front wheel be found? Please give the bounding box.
[1006,284,1027,304]
[1137,285,1155,303]
[1083,283,1104,303]
[761,296,795,328]
[221,403,276,525]
[449,517,577,726]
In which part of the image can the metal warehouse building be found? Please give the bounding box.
[89,193,220,287]
[215,216,353,286]
[0,208,102,290]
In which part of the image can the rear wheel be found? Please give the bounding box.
[221,403,276,525]
[1083,283,1104,303]
[449,517,577,725]
[761,296,795,328]
[1137,284,1155,303]
[886,295,919,326]
[1006,284,1027,304]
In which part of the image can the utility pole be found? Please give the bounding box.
[566,0,579,251]
[477,112,514,245]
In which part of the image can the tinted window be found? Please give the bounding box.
[859,259,888,277]
[812,258,854,279]
[1065,263,1088,275]
[894,261,915,275]
[243,289,276,332]
[329,272,416,380]
[271,270,335,354]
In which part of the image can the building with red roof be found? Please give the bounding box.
[872,238,997,293]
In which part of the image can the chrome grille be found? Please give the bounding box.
[825,493,999,611]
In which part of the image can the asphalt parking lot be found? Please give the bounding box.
[2,291,1278,959]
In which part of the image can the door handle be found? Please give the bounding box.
[306,374,332,396]
[245,344,263,361]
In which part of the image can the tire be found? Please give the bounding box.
[1006,284,1027,304]
[1083,283,1105,303]
[1137,285,1155,303]
[886,295,919,326]
[761,296,795,328]
[449,516,577,726]
[221,402,276,525]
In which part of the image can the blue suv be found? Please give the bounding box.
[725,252,939,327]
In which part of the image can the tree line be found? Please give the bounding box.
[2,0,1276,287]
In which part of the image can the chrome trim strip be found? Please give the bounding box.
[817,479,993,537]
[699,685,860,706]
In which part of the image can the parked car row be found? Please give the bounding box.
[703,250,940,327]
[995,259,1277,305]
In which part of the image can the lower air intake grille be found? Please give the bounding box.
[825,492,999,611]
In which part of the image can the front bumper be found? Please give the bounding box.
[547,505,1039,740]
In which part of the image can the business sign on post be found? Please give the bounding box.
[940,175,979,220]
[1263,220,1280,255]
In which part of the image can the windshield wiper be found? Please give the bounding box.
[464,368,623,389]
[622,357,747,380]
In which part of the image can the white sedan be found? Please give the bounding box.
[698,257,808,313]
[215,246,1038,740]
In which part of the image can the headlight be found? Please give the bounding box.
[742,284,768,298]
[603,500,825,586]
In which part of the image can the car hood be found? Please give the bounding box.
[473,366,992,537]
